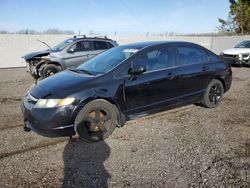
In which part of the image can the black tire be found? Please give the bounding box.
[74,99,118,142]
[201,79,224,108]
[42,64,61,78]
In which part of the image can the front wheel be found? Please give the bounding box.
[42,64,61,79]
[74,99,118,142]
[201,79,224,108]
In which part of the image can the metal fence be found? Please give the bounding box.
[0,34,249,68]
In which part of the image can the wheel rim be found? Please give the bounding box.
[77,107,112,140]
[45,68,58,77]
[208,83,222,104]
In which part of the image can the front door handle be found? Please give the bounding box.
[166,72,174,80]
[202,66,210,72]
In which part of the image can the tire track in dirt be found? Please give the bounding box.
[0,139,68,160]
[0,124,23,130]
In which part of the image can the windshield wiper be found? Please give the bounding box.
[69,68,93,75]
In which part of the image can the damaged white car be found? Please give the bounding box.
[220,40,250,67]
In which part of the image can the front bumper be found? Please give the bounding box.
[26,62,39,76]
[221,54,250,66]
[21,100,75,137]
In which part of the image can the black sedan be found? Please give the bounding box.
[21,41,232,142]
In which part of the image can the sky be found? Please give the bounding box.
[0,0,230,35]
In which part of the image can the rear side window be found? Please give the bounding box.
[94,41,109,50]
[177,46,208,65]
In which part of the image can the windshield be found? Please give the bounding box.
[51,39,74,52]
[77,46,139,74]
[235,41,250,48]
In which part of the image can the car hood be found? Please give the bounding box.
[22,50,50,61]
[30,70,96,98]
[222,48,250,55]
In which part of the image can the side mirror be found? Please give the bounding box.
[129,65,146,76]
[67,48,74,53]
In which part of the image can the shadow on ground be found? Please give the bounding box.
[62,139,111,188]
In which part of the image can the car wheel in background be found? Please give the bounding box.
[74,99,117,142]
[201,79,224,108]
[245,59,250,67]
[42,64,61,78]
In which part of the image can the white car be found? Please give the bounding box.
[220,40,250,66]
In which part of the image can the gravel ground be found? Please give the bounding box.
[0,67,249,187]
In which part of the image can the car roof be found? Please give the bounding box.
[119,41,198,49]
[68,35,115,42]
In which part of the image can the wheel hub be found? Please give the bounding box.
[209,84,222,104]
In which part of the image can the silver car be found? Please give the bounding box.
[23,35,118,79]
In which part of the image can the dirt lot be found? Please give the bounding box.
[0,67,249,187]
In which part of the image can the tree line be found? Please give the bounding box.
[0,28,75,35]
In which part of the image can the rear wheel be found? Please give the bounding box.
[201,79,224,108]
[42,64,61,78]
[74,99,117,142]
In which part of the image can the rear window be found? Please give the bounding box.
[177,46,209,65]
[94,41,109,50]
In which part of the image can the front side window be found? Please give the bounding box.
[133,47,176,72]
[70,41,91,52]
[94,41,108,50]
[177,46,208,65]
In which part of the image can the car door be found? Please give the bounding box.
[175,45,212,100]
[122,45,178,115]
[63,40,93,68]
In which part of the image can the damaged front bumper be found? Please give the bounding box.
[25,57,50,78]
[221,53,250,66]
[23,50,50,78]
[238,53,250,66]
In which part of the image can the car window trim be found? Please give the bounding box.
[115,64,177,79]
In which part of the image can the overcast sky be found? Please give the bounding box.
[0,0,230,35]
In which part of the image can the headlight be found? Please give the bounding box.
[35,98,75,108]
[242,53,250,59]
[239,53,250,60]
